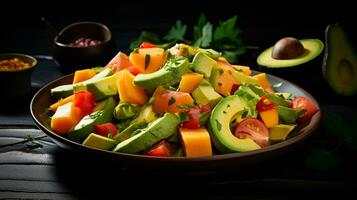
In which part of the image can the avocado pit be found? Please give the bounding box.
[272,37,305,60]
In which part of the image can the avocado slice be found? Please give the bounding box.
[51,67,114,99]
[197,48,221,60]
[192,80,222,106]
[82,133,116,150]
[68,96,116,143]
[323,24,357,96]
[276,106,306,124]
[208,95,261,153]
[73,73,118,101]
[134,57,191,91]
[257,39,324,68]
[192,52,217,78]
[113,113,180,154]
[113,105,157,142]
[269,124,296,141]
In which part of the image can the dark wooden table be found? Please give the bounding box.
[1,9,357,198]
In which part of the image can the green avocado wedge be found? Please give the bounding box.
[113,113,180,154]
[257,39,324,68]
[134,57,191,91]
[323,24,357,96]
[208,95,261,153]
[68,96,116,143]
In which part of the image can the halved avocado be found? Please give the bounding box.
[323,24,357,96]
[257,39,324,68]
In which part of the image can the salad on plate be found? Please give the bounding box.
[48,42,318,157]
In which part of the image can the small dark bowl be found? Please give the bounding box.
[0,53,37,98]
[53,21,116,74]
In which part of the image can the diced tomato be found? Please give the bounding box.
[139,42,156,48]
[230,84,240,95]
[126,66,141,76]
[234,118,269,148]
[95,122,118,138]
[181,106,200,129]
[256,95,277,112]
[74,91,96,115]
[145,140,171,157]
[106,52,133,72]
[291,96,318,123]
[200,104,212,113]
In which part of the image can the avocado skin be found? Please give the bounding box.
[113,113,180,154]
[323,24,357,96]
[134,57,191,91]
[68,96,116,143]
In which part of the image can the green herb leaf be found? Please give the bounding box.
[216,120,222,131]
[130,31,161,50]
[148,97,155,105]
[177,104,194,109]
[179,112,189,122]
[163,20,187,42]
[214,16,240,41]
[168,96,176,106]
[193,22,213,48]
[305,148,339,172]
[145,54,151,70]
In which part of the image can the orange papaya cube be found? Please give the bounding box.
[178,72,204,93]
[129,47,166,73]
[106,52,134,72]
[152,88,194,114]
[179,127,212,157]
[259,108,279,128]
[253,73,273,91]
[211,62,238,96]
[50,102,84,135]
[72,69,97,84]
[117,69,148,105]
[49,94,74,112]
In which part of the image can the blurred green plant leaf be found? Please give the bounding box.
[342,117,357,151]
[130,15,247,63]
[163,20,187,42]
[305,148,339,172]
[130,31,161,50]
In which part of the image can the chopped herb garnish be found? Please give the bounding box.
[145,54,151,70]
[181,47,189,56]
[223,111,227,114]
[227,104,231,108]
[218,69,224,75]
[180,112,189,122]
[168,96,176,105]
[148,97,155,105]
[218,82,222,87]
[216,120,222,131]
[177,104,194,109]
[241,109,248,118]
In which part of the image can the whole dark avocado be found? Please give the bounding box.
[323,24,357,96]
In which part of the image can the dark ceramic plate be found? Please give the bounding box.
[30,71,321,174]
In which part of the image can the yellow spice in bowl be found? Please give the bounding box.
[0,58,31,71]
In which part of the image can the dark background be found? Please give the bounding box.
[1,1,356,199]
[1,1,356,55]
